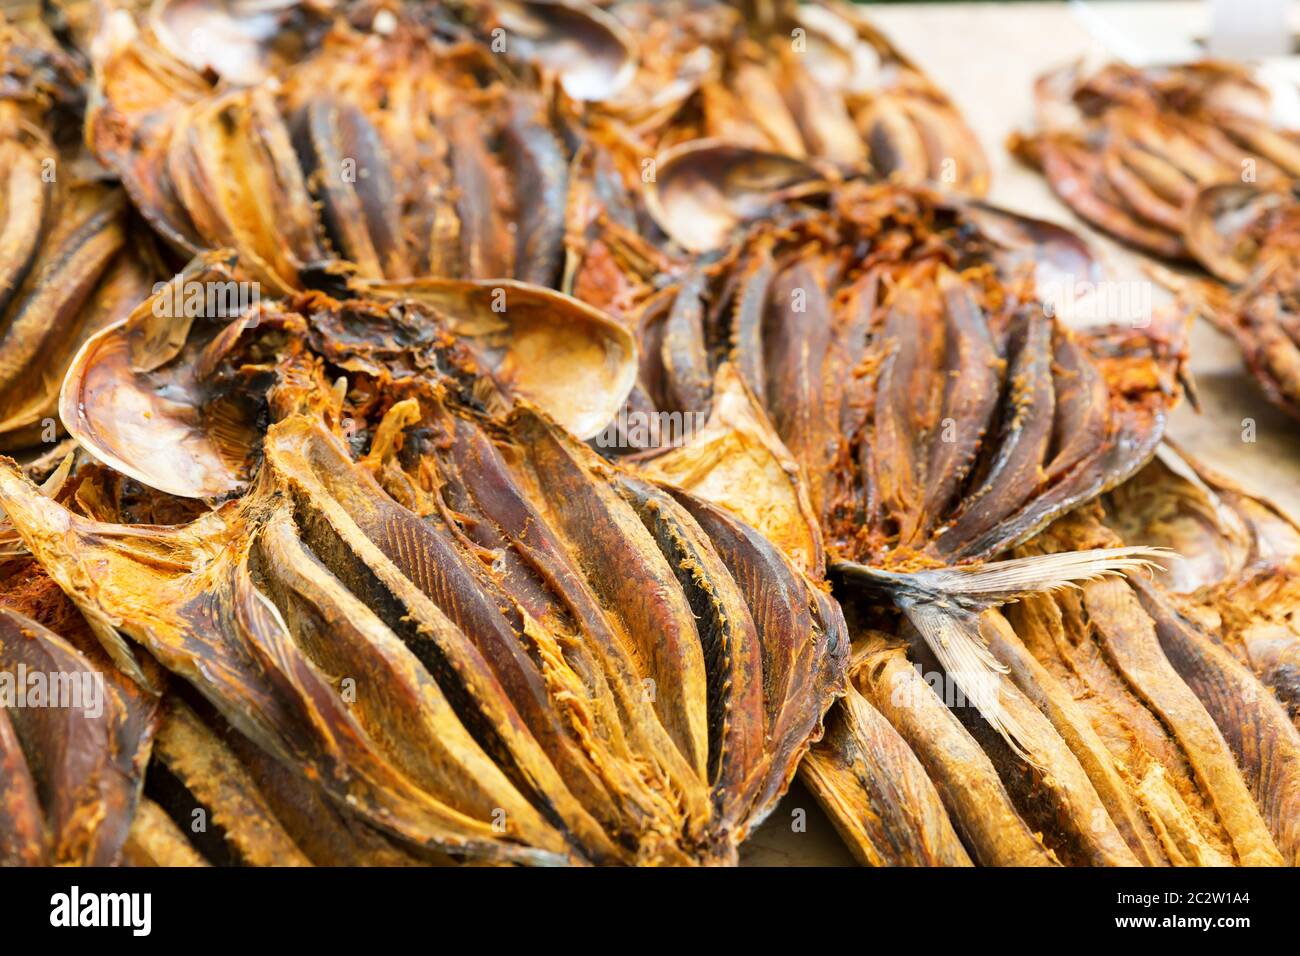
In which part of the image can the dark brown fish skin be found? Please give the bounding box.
[0,607,158,865]
[1133,580,1300,865]
[920,268,1002,535]
[821,270,878,541]
[293,98,408,278]
[729,237,775,406]
[244,87,326,273]
[763,255,844,519]
[660,268,714,417]
[803,684,974,867]
[613,476,765,815]
[446,108,515,280]
[936,308,1055,557]
[211,702,430,866]
[0,702,46,865]
[1044,328,1109,482]
[858,96,929,185]
[500,97,569,287]
[868,288,936,546]
[668,491,848,829]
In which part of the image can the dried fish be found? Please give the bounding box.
[574,180,1184,752]
[1014,58,1300,417]
[0,261,846,864]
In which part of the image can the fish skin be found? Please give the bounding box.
[0,699,47,865]
[802,684,973,867]
[660,269,714,417]
[669,490,848,836]
[0,607,158,865]
[500,96,569,287]
[1085,576,1284,866]
[613,475,765,821]
[920,267,1001,536]
[852,637,1058,866]
[1134,580,1300,866]
[508,407,712,784]
[936,308,1055,556]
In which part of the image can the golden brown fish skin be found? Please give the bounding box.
[1007,584,1231,866]
[1134,580,1300,865]
[667,489,848,835]
[0,456,573,866]
[1102,146,1186,234]
[983,614,1169,866]
[268,416,619,863]
[250,503,575,849]
[121,798,209,868]
[803,683,973,867]
[278,413,628,850]
[0,136,50,318]
[854,636,1057,866]
[149,698,312,868]
[1086,578,1284,866]
[904,616,1141,867]
[613,476,766,801]
[508,408,711,784]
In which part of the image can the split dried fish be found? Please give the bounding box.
[0,18,154,452]
[0,262,847,864]
[1014,58,1300,417]
[88,6,572,287]
[573,178,1184,751]
[807,446,1300,867]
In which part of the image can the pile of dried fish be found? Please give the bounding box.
[2,257,847,865]
[1,0,1298,869]
[1014,59,1300,418]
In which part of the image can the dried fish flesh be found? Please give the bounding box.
[0,267,847,864]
